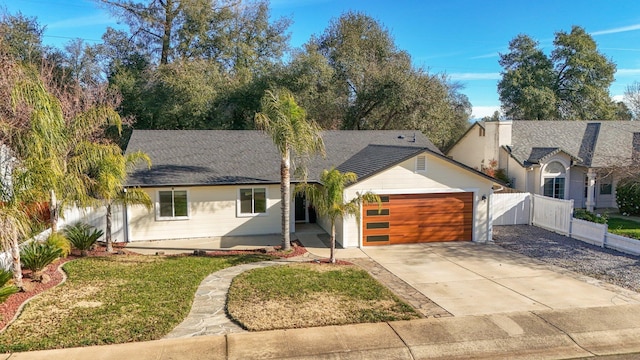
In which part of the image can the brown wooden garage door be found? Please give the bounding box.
[362,192,473,246]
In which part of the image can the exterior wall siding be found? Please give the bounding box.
[447,124,486,171]
[128,184,282,241]
[341,153,494,247]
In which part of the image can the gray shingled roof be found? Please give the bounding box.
[509,121,640,168]
[124,130,441,187]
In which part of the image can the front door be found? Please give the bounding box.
[294,193,306,222]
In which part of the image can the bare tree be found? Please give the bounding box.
[624,81,640,120]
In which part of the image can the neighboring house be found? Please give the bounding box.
[124,130,498,247]
[447,120,640,211]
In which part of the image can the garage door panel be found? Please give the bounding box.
[363,192,473,245]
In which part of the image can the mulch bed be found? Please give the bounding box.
[0,257,68,332]
[0,240,310,333]
[202,240,308,258]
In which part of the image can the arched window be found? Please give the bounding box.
[543,161,566,199]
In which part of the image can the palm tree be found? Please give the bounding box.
[0,62,123,284]
[297,168,380,263]
[255,88,324,251]
[0,206,30,289]
[85,146,152,253]
[0,64,68,288]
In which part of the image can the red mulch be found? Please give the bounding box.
[0,257,68,332]
[202,240,308,258]
[308,258,353,265]
[0,240,312,332]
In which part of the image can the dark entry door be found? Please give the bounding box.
[295,193,306,222]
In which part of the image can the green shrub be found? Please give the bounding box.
[0,269,18,303]
[21,242,62,280]
[64,223,103,255]
[45,232,71,257]
[616,179,640,216]
[494,168,511,187]
[573,209,608,224]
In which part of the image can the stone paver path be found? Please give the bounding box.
[164,260,292,338]
[165,252,448,339]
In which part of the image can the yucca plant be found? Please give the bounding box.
[64,223,103,256]
[45,232,71,257]
[20,242,63,281]
[0,269,18,303]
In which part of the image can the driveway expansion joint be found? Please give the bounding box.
[529,311,597,357]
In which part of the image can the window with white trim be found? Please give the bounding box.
[157,190,189,219]
[542,162,566,199]
[238,188,267,215]
[415,155,426,173]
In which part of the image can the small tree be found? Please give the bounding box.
[297,168,380,263]
[255,88,324,251]
[86,148,152,252]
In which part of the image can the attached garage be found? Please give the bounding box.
[362,192,473,246]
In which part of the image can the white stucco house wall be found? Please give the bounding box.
[447,120,640,211]
[124,130,497,248]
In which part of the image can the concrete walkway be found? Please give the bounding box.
[8,304,640,359]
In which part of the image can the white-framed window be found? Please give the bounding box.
[415,155,427,173]
[238,187,267,216]
[542,161,566,199]
[156,189,189,220]
[600,182,613,195]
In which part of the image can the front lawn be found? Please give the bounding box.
[608,217,640,240]
[227,263,420,331]
[0,254,270,353]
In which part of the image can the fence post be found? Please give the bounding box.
[529,193,534,225]
[568,199,574,237]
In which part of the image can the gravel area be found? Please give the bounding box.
[493,225,640,293]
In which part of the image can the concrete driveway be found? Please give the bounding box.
[362,242,640,316]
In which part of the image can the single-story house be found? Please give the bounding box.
[447,120,640,211]
[124,130,499,247]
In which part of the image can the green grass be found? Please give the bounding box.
[0,254,271,353]
[227,263,420,331]
[608,217,640,240]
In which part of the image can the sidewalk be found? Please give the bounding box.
[6,304,640,359]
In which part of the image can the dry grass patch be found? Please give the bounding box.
[227,263,419,331]
[0,253,271,353]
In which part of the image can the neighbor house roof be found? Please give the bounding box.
[508,121,640,168]
[124,130,445,187]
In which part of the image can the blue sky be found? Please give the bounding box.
[4,0,640,118]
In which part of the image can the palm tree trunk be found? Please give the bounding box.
[106,203,113,253]
[330,219,336,264]
[10,236,23,289]
[281,149,291,251]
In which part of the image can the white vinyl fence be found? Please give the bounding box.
[59,205,124,243]
[492,192,640,257]
[492,193,531,226]
[1,204,125,271]
[532,195,573,235]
